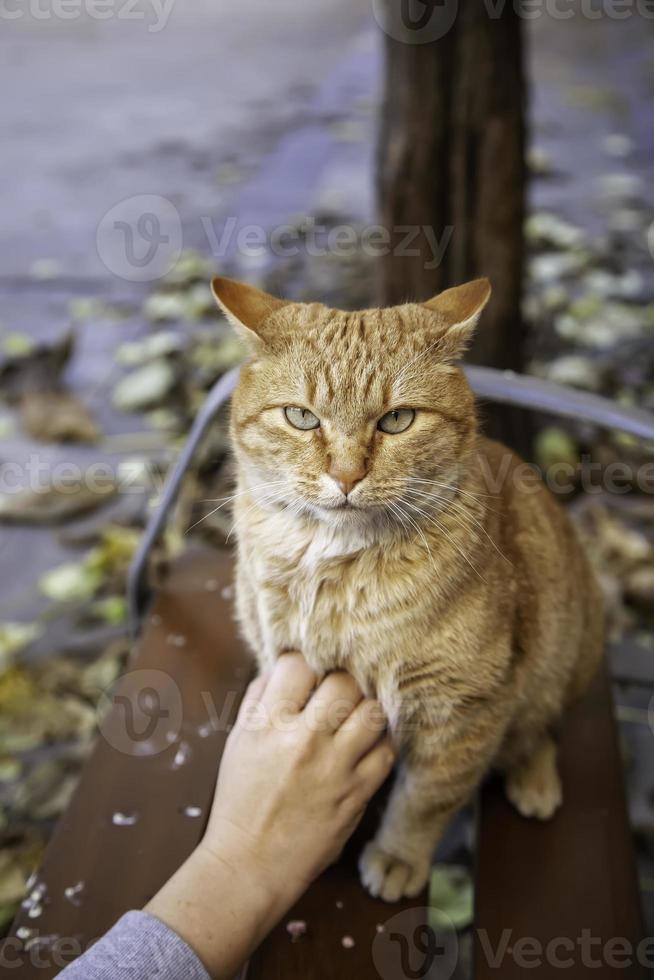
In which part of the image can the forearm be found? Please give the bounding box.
[145,842,297,980]
[56,843,296,980]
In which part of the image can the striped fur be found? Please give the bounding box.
[212,277,604,902]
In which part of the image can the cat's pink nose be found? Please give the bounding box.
[328,462,367,497]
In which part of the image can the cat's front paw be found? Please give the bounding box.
[359,841,430,902]
[505,738,563,821]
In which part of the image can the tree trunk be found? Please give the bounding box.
[377,0,528,444]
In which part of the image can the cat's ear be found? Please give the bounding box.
[211,277,290,351]
[422,278,491,361]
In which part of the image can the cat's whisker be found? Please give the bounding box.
[407,477,503,518]
[407,487,513,565]
[408,477,500,502]
[187,481,288,532]
[385,500,411,536]
[389,499,437,572]
[225,488,292,542]
[404,487,478,534]
[404,487,511,566]
[198,481,288,505]
[402,498,487,584]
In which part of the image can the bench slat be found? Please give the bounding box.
[4,549,427,979]
[5,548,646,978]
[475,665,647,978]
[5,550,249,977]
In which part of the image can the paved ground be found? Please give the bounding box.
[0,0,379,619]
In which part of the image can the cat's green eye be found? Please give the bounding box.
[378,408,415,434]
[284,406,320,431]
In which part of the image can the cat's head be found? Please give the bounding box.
[212,276,490,530]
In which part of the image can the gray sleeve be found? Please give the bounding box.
[57,910,211,980]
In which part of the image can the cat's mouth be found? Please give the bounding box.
[308,497,366,520]
[322,499,355,511]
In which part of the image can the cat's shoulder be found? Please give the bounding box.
[473,436,528,480]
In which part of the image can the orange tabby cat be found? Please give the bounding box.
[211,275,604,902]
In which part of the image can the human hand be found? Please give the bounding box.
[203,651,394,897]
[147,653,393,979]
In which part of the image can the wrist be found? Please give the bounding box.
[146,837,295,980]
[201,814,306,917]
[196,837,292,931]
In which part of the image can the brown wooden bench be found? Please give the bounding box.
[4,368,652,978]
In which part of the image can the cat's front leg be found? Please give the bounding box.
[359,761,463,902]
[359,719,504,902]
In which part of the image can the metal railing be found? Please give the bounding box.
[127,365,654,634]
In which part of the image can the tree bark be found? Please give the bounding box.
[377,1,527,404]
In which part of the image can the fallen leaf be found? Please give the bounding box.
[164,250,213,286]
[0,414,15,439]
[39,526,140,605]
[13,760,81,820]
[429,865,474,931]
[544,355,603,393]
[525,212,586,250]
[0,759,21,782]
[112,359,176,412]
[39,561,103,603]
[0,331,74,404]
[0,855,28,907]
[2,333,34,358]
[69,298,122,322]
[526,146,555,178]
[625,566,654,609]
[0,623,42,674]
[143,292,188,322]
[595,172,645,200]
[115,331,183,367]
[0,472,117,524]
[534,427,579,472]
[86,526,141,578]
[189,334,245,378]
[0,667,97,755]
[214,162,243,186]
[80,648,124,697]
[144,284,215,323]
[0,834,43,931]
[602,133,634,159]
[29,258,61,280]
[529,251,590,283]
[19,391,100,444]
[90,596,127,626]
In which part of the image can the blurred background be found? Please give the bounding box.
[1,0,653,947]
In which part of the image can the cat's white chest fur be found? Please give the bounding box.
[241,508,387,695]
